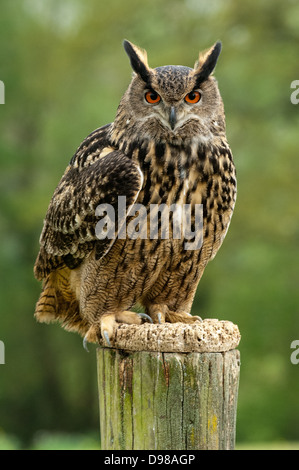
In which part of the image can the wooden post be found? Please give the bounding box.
[97,319,241,450]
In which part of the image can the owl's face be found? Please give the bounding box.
[115,41,226,145]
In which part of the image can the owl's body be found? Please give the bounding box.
[34,41,236,345]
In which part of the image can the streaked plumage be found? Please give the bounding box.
[34,40,236,346]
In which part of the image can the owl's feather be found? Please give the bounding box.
[34,125,143,281]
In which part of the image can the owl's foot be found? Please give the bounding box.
[146,304,167,324]
[146,304,202,324]
[83,311,153,349]
[166,310,202,323]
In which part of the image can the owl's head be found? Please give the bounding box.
[113,40,225,146]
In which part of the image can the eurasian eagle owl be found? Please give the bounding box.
[34,40,236,348]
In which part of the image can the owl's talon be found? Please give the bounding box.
[183,312,203,322]
[103,330,112,347]
[194,315,203,322]
[83,335,90,352]
[157,313,162,324]
[137,312,153,323]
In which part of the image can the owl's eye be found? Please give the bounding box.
[145,90,161,104]
[185,91,201,104]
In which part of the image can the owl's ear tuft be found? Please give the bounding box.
[123,40,151,85]
[194,41,222,86]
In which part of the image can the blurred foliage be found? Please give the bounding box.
[0,0,299,449]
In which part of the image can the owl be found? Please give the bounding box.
[34,40,236,348]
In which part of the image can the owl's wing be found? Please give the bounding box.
[34,129,143,281]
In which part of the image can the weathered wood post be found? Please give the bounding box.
[97,319,241,450]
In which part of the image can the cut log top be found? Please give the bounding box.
[98,319,241,353]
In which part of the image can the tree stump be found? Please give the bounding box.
[96,319,241,450]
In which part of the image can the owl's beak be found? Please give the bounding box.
[169,106,177,130]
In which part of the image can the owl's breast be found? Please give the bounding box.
[82,138,236,309]
[134,138,236,261]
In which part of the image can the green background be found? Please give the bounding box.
[0,0,299,449]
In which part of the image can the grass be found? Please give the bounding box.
[236,441,299,450]
[0,431,100,450]
[1,431,299,450]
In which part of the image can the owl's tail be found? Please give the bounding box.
[34,275,58,323]
[34,268,88,336]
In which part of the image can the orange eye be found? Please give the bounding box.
[145,90,161,104]
[185,91,201,104]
